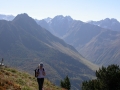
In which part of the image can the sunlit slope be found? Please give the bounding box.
[0,67,61,90]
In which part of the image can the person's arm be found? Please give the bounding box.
[42,68,46,76]
[36,69,39,76]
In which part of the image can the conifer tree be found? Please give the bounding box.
[60,75,71,90]
[82,64,120,90]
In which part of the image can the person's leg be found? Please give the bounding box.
[41,78,44,89]
[39,78,43,90]
[37,78,42,90]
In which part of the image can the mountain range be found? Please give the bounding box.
[36,15,120,66]
[0,13,98,90]
[2,14,120,66]
[88,18,120,31]
[0,14,14,21]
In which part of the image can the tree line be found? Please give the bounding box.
[60,64,120,90]
[82,64,120,90]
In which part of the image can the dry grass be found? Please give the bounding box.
[0,67,63,90]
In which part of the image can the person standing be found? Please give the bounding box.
[37,63,46,90]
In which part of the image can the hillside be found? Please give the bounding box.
[0,13,98,89]
[63,22,120,66]
[0,66,61,90]
[79,29,120,65]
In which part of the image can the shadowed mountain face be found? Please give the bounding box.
[36,16,120,66]
[0,13,98,90]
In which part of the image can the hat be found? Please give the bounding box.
[40,64,43,67]
[39,62,43,67]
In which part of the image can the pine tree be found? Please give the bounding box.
[82,64,120,90]
[60,75,71,90]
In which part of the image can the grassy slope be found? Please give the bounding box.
[0,66,62,90]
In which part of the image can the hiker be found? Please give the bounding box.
[36,63,46,90]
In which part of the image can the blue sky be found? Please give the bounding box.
[0,0,120,22]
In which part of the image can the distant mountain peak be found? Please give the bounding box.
[111,18,119,23]
[44,17,52,23]
[13,13,30,20]
[17,13,28,17]
[104,18,111,21]
[55,15,64,17]
[52,15,73,23]
[0,14,15,21]
[65,16,73,21]
[88,18,120,31]
[103,18,119,23]
[13,13,38,26]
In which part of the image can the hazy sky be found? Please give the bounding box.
[0,0,120,22]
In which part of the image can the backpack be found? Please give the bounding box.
[34,69,39,77]
[34,68,44,77]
